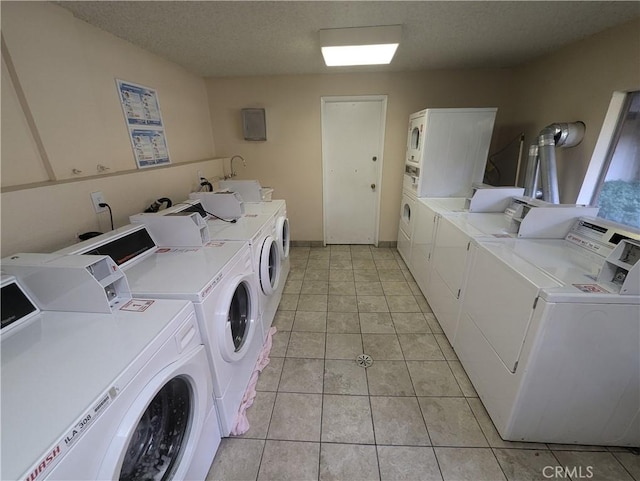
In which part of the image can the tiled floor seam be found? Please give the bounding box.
[362,335,384,481]
[612,452,640,481]
[252,342,288,480]
[317,336,326,479]
[217,247,640,481]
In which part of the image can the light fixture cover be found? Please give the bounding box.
[319,25,401,67]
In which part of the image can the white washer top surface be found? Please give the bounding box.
[447,212,514,237]
[1,299,193,481]
[207,214,273,241]
[418,197,468,215]
[507,239,604,281]
[478,238,638,303]
[476,239,563,290]
[123,241,249,301]
[243,199,285,217]
[440,212,511,238]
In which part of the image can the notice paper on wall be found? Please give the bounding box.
[116,79,171,168]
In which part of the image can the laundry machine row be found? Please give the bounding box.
[399,187,640,446]
[455,217,640,446]
[148,193,290,340]
[53,225,264,438]
[407,194,598,344]
[1,255,220,481]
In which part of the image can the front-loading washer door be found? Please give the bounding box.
[276,216,290,259]
[218,275,259,362]
[119,377,191,481]
[99,346,211,481]
[229,281,251,352]
[259,235,281,296]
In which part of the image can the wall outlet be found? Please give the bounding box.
[90,191,107,213]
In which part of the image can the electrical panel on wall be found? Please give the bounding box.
[242,108,267,141]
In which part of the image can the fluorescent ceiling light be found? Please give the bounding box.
[319,25,401,67]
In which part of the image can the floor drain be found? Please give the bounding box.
[356,354,373,368]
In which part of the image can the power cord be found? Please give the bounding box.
[484,132,525,185]
[173,202,237,223]
[99,203,114,230]
[144,197,172,213]
[199,177,213,192]
[204,209,237,223]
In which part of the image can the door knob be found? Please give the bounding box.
[371,183,376,190]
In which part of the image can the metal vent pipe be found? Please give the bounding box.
[522,122,585,203]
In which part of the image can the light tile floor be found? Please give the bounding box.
[207,245,639,481]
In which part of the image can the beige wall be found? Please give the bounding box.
[206,70,515,242]
[509,18,640,203]
[1,2,221,256]
[1,160,224,256]
[206,18,639,241]
[2,3,637,256]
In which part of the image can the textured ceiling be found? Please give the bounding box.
[56,1,640,77]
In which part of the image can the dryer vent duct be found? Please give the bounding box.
[523,122,585,203]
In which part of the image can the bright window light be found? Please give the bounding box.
[319,25,401,67]
[321,44,399,66]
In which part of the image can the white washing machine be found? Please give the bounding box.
[1,263,219,481]
[54,226,263,437]
[417,198,598,344]
[244,199,290,307]
[138,196,289,340]
[207,212,283,341]
[454,217,640,445]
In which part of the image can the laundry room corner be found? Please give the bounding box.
[0,1,222,256]
[205,70,514,245]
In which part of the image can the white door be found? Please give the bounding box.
[322,96,386,245]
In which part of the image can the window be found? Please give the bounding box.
[578,91,640,229]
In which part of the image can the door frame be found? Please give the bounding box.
[320,95,387,246]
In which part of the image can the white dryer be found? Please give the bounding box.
[455,217,640,446]
[207,212,283,341]
[397,189,417,264]
[54,226,263,437]
[1,264,219,481]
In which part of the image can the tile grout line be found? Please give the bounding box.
[611,452,639,481]
[254,247,637,480]
[253,306,292,480]
[360,246,384,481]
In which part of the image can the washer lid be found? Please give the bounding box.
[243,199,285,217]
[207,213,273,241]
[123,241,248,301]
[0,299,193,481]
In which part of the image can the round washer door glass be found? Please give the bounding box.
[119,377,191,481]
[229,281,251,351]
[279,217,290,258]
[259,236,280,296]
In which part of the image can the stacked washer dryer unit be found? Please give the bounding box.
[1,254,219,481]
[190,191,285,342]
[455,217,640,445]
[398,108,497,264]
[54,225,263,438]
